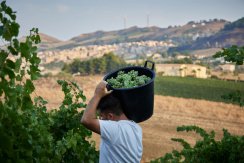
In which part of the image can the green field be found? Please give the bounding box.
[154,76,244,105]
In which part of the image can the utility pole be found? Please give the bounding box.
[124,16,127,29]
[147,14,150,27]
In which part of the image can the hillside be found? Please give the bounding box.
[70,20,226,46]
[39,33,62,43]
[38,33,63,51]
[17,33,62,51]
[37,19,228,51]
[170,17,244,53]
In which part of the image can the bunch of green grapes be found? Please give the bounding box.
[107,70,151,88]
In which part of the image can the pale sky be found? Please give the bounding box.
[7,0,244,41]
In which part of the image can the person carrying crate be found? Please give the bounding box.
[80,81,143,163]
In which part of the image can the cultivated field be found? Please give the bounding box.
[33,75,244,162]
[155,76,244,104]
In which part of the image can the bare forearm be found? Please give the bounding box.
[81,95,100,122]
[80,95,101,134]
[80,81,109,134]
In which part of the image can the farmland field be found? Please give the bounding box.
[155,76,244,105]
[33,75,244,162]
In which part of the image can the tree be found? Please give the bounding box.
[85,59,95,74]
[104,52,126,72]
[191,70,197,77]
[96,58,106,74]
[213,45,244,65]
[213,45,244,106]
[62,52,127,75]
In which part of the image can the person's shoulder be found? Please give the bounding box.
[99,119,118,125]
[119,120,139,124]
[119,120,142,128]
[100,120,141,129]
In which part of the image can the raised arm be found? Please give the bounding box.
[80,81,111,134]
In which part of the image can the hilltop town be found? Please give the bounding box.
[38,40,175,64]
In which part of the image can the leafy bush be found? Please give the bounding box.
[0,1,98,162]
[151,125,244,163]
[49,80,99,162]
[221,90,244,107]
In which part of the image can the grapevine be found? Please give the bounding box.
[0,1,99,162]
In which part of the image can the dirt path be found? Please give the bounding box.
[33,76,244,162]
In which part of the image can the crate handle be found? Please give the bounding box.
[144,60,155,71]
[106,83,113,91]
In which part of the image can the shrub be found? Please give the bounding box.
[151,125,244,163]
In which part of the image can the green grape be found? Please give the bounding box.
[107,70,151,88]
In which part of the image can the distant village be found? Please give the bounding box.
[38,40,175,63]
[38,40,242,81]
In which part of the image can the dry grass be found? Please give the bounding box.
[140,95,244,162]
[33,75,244,163]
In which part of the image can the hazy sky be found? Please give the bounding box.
[7,0,244,41]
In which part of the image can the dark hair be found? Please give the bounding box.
[97,94,123,116]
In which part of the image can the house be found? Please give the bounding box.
[156,64,208,78]
[175,55,190,59]
[219,64,235,72]
[152,53,162,60]
[146,53,163,60]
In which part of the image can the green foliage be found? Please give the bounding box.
[151,125,244,163]
[213,45,244,65]
[165,58,193,64]
[49,80,99,162]
[0,1,98,162]
[221,90,244,107]
[42,60,65,70]
[107,70,151,88]
[213,45,244,107]
[62,52,127,75]
[155,76,244,106]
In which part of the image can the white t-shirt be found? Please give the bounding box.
[99,120,143,163]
